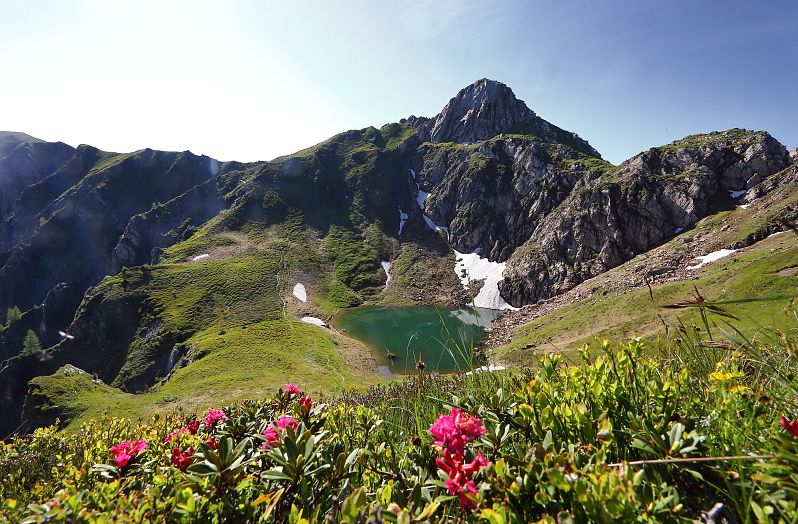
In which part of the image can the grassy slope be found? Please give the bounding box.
[494,165,798,365]
[28,212,388,430]
[29,319,374,431]
[495,231,798,366]
[21,123,457,430]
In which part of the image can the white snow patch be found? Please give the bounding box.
[740,204,750,209]
[398,208,408,236]
[381,261,392,284]
[411,168,449,239]
[191,254,210,262]
[301,316,327,327]
[729,189,746,198]
[423,215,449,239]
[292,283,307,302]
[674,227,684,234]
[687,249,737,270]
[768,231,785,238]
[454,250,518,311]
[417,189,430,209]
[464,364,506,376]
[411,169,429,210]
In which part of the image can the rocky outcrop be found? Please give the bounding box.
[406,79,599,157]
[0,134,75,221]
[110,178,224,272]
[499,130,791,305]
[0,138,77,252]
[20,365,94,432]
[411,137,608,261]
[0,148,224,326]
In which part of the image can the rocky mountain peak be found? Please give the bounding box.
[407,79,534,144]
[406,79,600,157]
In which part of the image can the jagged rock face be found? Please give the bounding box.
[0,138,77,250]
[409,79,536,144]
[0,149,223,311]
[110,178,224,271]
[0,136,75,218]
[0,141,231,380]
[407,79,600,157]
[412,137,601,261]
[499,131,791,305]
[790,147,798,163]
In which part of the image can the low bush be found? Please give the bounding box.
[2,322,798,522]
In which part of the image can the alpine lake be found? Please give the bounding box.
[331,306,502,376]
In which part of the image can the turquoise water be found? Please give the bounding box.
[332,306,502,375]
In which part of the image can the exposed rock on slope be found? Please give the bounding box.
[500,130,790,305]
[410,137,611,261]
[0,143,230,349]
[407,79,599,157]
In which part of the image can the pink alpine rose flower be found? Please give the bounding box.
[283,383,301,396]
[781,416,798,438]
[109,439,147,469]
[430,409,489,512]
[261,426,280,449]
[170,446,194,471]
[275,415,299,431]
[260,415,299,449]
[435,448,488,511]
[430,407,485,455]
[451,408,487,440]
[203,408,227,428]
[164,427,190,444]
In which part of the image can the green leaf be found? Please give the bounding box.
[542,430,553,451]
[480,508,506,524]
[341,487,367,522]
[263,468,293,482]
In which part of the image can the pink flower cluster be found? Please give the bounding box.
[429,407,488,510]
[165,419,200,444]
[430,407,487,455]
[262,415,299,449]
[203,408,227,428]
[437,449,489,510]
[107,407,221,474]
[109,439,147,469]
[170,446,194,471]
[782,416,798,438]
[283,383,301,396]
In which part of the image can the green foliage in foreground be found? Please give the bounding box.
[3,312,798,523]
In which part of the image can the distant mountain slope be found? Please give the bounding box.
[488,159,798,360]
[0,79,796,435]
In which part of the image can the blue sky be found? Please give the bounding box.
[0,0,795,164]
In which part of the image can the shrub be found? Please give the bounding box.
[2,328,797,522]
